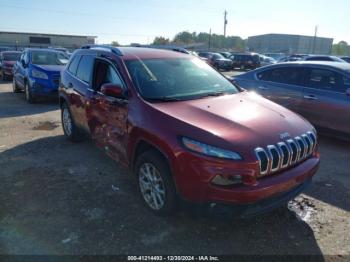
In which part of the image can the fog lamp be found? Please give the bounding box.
[211,174,242,186]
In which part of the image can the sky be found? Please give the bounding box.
[0,0,349,45]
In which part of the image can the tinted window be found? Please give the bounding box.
[305,69,345,92]
[68,55,81,76]
[257,67,304,85]
[76,55,95,84]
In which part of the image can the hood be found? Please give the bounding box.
[32,64,65,72]
[149,92,313,150]
[3,61,16,66]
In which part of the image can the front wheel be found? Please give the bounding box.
[12,77,20,93]
[1,71,7,81]
[25,81,36,103]
[135,150,177,216]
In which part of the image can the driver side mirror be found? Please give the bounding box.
[346,88,350,96]
[101,83,124,99]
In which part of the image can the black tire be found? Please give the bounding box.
[135,149,177,216]
[61,102,83,142]
[24,81,36,103]
[12,77,20,93]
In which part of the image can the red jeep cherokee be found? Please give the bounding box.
[59,45,320,216]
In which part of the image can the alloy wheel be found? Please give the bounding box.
[138,163,166,210]
[62,107,73,136]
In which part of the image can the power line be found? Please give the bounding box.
[0,4,213,28]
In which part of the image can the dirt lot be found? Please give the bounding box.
[0,78,349,257]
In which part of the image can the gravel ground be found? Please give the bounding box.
[0,78,349,258]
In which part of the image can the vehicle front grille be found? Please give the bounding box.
[255,131,317,177]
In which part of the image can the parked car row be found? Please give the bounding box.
[196,51,277,71]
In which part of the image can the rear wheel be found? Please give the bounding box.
[135,150,177,215]
[61,102,83,142]
[25,81,36,103]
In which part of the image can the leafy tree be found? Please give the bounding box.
[173,31,196,44]
[153,36,170,45]
[111,41,120,47]
[332,41,349,56]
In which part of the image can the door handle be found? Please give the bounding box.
[258,86,269,90]
[304,95,318,100]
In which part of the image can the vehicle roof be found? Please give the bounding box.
[258,61,350,72]
[0,51,21,54]
[24,48,66,53]
[75,47,191,60]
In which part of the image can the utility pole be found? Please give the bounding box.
[209,28,212,49]
[312,25,318,54]
[224,10,228,37]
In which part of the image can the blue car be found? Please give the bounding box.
[12,48,69,103]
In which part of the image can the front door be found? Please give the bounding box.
[299,67,350,134]
[254,66,305,112]
[87,58,129,165]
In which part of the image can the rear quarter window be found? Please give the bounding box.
[76,55,95,84]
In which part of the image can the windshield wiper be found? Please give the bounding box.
[145,97,183,102]
[196,91,232,99]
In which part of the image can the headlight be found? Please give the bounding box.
[31,69,48,80]
[182,137,242,160]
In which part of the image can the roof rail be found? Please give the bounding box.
[80,45,123,56]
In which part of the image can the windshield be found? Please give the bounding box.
[213,53,225,59]
[126,57,239,101]
[3,53,21,61]
[31,51,69,65]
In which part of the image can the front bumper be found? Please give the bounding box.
[2,67,14,76]
[174,151,320,205]
[207,178,312,218]
[29,78,59,98]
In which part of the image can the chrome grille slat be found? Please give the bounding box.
[255,131,317,177]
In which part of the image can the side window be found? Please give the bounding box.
[76,55,95,84]
[68,55,81,76]
[306,69,344,92]
[258,67,304,85]
[93,59,124,91]
[23,52,29,64]
[257,69,272,81]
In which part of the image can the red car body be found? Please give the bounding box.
[59,46,320,215]
[0,51,21,80]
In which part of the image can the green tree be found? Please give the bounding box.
[111,41,120,47]
[332,41,349,55]
[152,36,170,45]
[173,31,196,44]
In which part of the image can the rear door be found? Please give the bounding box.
[299,67,350,133]
[253,66,305,112]
[69,54,95,132]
